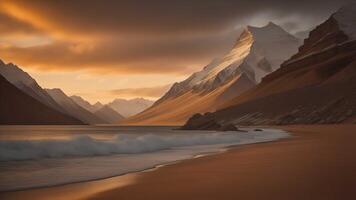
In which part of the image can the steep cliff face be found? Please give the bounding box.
[182,4,356,129]
[123,23,300,125]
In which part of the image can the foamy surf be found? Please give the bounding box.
[0,127,289,191]
[0,128,288,161]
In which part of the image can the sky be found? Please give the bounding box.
[0,0,352,103]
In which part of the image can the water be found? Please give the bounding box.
[0,125,289,192]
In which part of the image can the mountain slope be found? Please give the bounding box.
[71,95,125,123]
[108,98,154,117]
[182,4,356,129]
[46,89,107,124]
[123,22,300,125]
[94,105,125,123]
[93,102,104,111]
[0,74,83,125]
[70,95,104,113]
[0,60,66,113]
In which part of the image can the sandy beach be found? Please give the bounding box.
[1,125,355,200]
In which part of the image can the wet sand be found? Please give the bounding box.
[1,125,355,200]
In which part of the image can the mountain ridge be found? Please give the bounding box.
[0,74,84,125]
[94,105,125,123]
[46,88,107,124]
[0,60,67,114]
[108,98,154,117]
[182,4,356,129]
[122,22,300,125]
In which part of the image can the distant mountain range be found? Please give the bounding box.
[0,60,149,125]
[45,88,107,124]
[70,95,125,123]
[70,95,101,113]
[107,98,154,117]
[94,105,125,123]
[182,3,356,129]
[123,22,301,125]
[2,4,355,126]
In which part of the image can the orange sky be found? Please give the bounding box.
[0,0,347,103]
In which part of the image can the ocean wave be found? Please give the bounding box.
[0,129,289,161]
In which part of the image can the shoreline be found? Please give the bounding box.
[0,149,227,193]
[0,128,289,198]
[1,125,355,199]
[88,124,356,200]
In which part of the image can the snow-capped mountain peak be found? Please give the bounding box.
[160,22,300,100]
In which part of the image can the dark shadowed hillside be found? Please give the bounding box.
[182,5,356,129]
[0,75,84,125]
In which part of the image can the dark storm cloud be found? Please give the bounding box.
[0,30,238,74]
[0,0,353,74]
[5,0,352,34]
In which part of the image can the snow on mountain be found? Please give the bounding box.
[245,22,301,81]
[158,22,300,103]
[123,22,301,125]
[108,98,154,117]
[182,4,356,128]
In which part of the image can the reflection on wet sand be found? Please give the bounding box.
[0,174,137,200]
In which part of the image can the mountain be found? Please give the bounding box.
[0,59,113,124]
[182,4,356,129]
[94,105,125,123]
[294,29,313,40]
[122,22,300,125]
[46,88,107,124]
[108,98,154,117]
[71,95,125,123]
[0,74,83,125]
[71,95,100,112]
[0,60,66,113]
[93,102,104,111]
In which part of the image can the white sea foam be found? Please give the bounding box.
[0,128,289,191]
[0,129,288,161]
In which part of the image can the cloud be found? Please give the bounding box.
[0,30,238,74]
[2,0,353,34]
[109,84,172,99]
[2,0,353,103]
[0,0,353,75]
[0,13,41,36]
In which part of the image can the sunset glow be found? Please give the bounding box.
[0,0,349,103]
